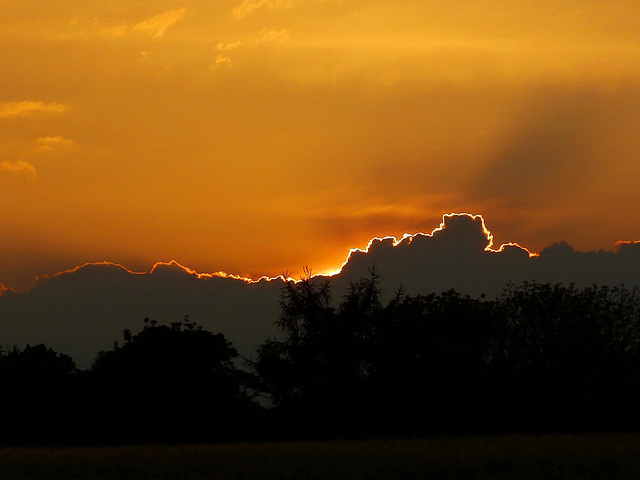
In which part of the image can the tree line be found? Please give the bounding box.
[2,269,640,445]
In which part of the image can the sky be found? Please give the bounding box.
[2,0,640,292]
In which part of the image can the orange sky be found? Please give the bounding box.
[2,0,640,291]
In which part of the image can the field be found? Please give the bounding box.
[0,434,639,479]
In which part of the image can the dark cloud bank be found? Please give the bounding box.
[2,213,640,368]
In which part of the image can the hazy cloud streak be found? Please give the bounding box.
[233,0,300,19]
[215,41,243,50]
[36,136,73,146]
[133,8,188,38]
[33,136,74,153]
[258,28,291,44]
[0,101,68,117]
[0,159,36,175]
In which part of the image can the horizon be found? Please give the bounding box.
[3,212,640,296]
[4,211,640,369]
[3,211,638,294]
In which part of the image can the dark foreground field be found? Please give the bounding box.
[0,434,639,480]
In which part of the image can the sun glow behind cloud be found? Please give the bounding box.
[26,213,549,292]
[323,213,537,277]
[0,212,544,298]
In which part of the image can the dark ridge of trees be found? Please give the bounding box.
[487,282,640,433]
[253,273,640,439]
[2,273,640,445]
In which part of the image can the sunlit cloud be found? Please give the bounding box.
[258,28,291,44]
[36,136,73,147]
[34,136,74,153]
[0,101,68,118]
[232,0,300,19]
[0,160,36,175]
[214,55,233,68]
[0,283,15,296]
[100,24,128,37]
[215,41,243,51]
[132,8,187,38]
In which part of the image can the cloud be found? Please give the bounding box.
[215,41,243,51]
[34,136,74,153]
[36,135,73,145]
[331,213,640,299]
[0,262,285,368]
[258,28,291,44]
[100,24,128,37]
[3,213,640,369]
[232,0,300,19]
[0,159,37,175]
[0,101,68,118]
[133,8,187,38]
[214,55,233,68]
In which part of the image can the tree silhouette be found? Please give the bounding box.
[0,344,78,445]
[363,289,496,435]
[488,282,640,432]
[87,316,254,443]
[254,269,379,437]
[2,274,640,445]
[254,272,640,439]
